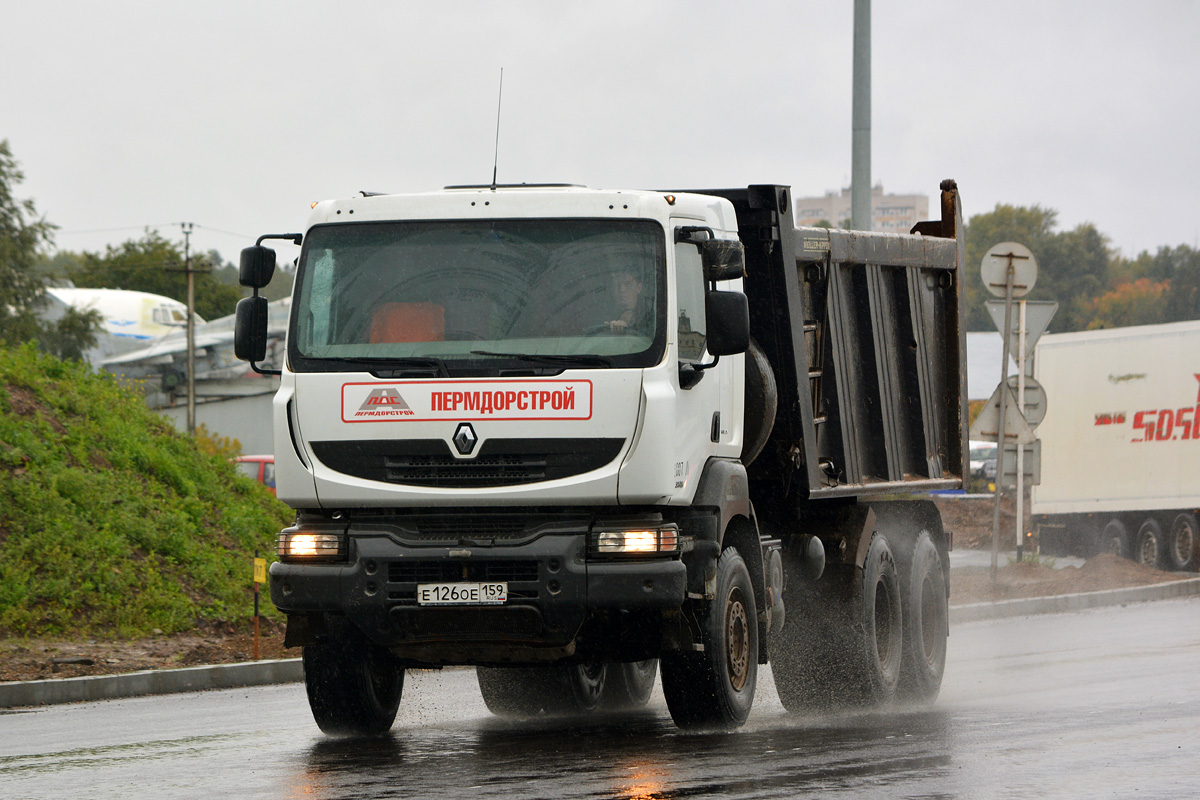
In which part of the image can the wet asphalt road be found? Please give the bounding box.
[3,597,1198,800]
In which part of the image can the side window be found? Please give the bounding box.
[674,242,707,361]
[308,250,335,347]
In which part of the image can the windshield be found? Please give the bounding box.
[289,218,665,373]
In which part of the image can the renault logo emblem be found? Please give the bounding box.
[452,423,478,456]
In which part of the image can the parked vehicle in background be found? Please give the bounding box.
[1032,320,1200,572]
[234,180,967,735]
[235,455,276,495]
[968,440,997,481]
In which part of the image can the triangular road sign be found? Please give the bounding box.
[985,300,1059,364]
[969,381,1038,445]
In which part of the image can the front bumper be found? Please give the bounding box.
[270,524,686,663]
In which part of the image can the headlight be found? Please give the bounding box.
[590,525,680,557]
[276,530,345,562]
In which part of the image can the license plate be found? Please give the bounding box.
[417,582,508,606]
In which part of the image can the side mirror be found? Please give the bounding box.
[702,240,746,282]
[234,296,269,362]
[705,290,750,356]
[239,246,276,289]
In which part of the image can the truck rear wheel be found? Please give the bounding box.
[771,533,902,711]
[476,663,607,717]
[1167,513,1198,572]
[769,579,848,713]
[856,533,904,704]
[898,532,948,702]
[1135,518,1166,569]
[303,624,404,736]
[661,548,758,729]
[599,660,658,711]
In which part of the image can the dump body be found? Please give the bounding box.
[699,185,966,501]
[1032,320,1200,567]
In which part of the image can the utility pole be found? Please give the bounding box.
[851,0,872,231]
[166,223,203,435]
[182,223,196,435]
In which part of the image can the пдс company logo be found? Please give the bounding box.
[354,387,415,418]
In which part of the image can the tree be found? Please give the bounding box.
[0,140,99,358]
[1122,244,1200,323]
[964,204,1112,332]
[1162,245,1200,322]
[1087,278,1170,330]
[68,232,243,322]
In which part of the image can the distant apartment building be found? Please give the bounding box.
[793,184,928,233]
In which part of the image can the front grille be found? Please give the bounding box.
[311,438,623,488]
[388,560,540,584]
[405,515,531,540]
[384,453,549,485]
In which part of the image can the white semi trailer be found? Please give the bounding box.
[234,181,967,735]
[1032,320,1200,572]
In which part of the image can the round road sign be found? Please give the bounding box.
[1005,374,1047,428]
[981,241,1038,298]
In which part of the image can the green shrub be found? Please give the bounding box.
[0,344,293,638]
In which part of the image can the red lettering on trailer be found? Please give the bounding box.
[1131,405,1200,443]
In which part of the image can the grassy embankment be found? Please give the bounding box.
[0,345,292,638]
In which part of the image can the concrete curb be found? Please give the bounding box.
[949,577,1200,623]
[4,579,1199,710]
[0,657,302,710]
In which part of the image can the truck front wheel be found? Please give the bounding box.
[303,624,404,736]
[661,547,758,729]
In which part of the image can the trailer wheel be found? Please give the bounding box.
[476,663,607,717]
[1102,519,1129,559]
[599,660,658,711]
[1167,513,1199,572]
[661,548,758,729]
[1135,518,1166,569]
[898,532,948,702]
[303,624,404,736]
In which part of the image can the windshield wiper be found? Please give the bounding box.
[471,350,614,368]
[340,356,450,377]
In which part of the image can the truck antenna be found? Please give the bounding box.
[491,68,504,190]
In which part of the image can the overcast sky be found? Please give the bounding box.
[5,1,1198,270]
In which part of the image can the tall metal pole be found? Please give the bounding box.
[1015,300,1028,561]
[851,0,872,231]
[182,222,196,436]
[990,260,1016,581]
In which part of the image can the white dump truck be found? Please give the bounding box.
[234,181,967,734]
[1032,320,1200,571]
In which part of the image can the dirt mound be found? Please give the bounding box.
[0,626,290,683]
[934,494,1016,551]
[950,553,1188,605]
